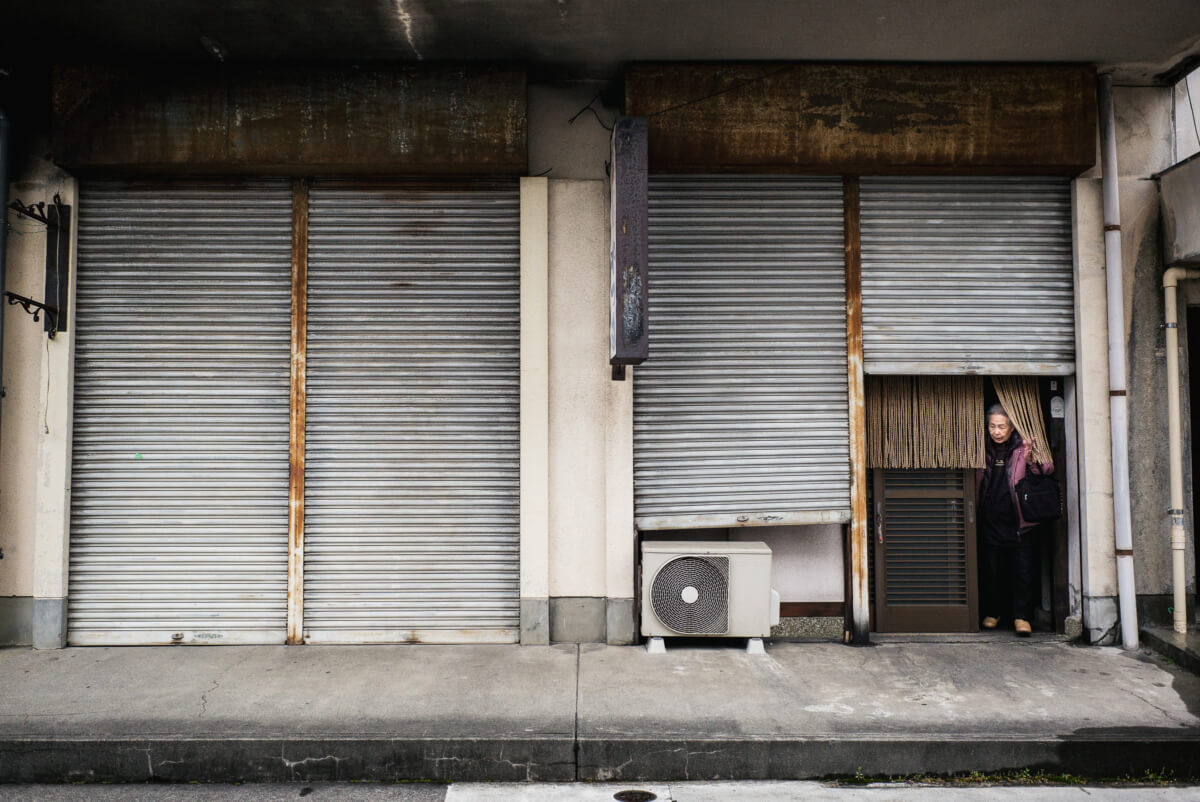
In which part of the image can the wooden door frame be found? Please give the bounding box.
[872,468,979,633]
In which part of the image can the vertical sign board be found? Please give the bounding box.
[45,203,71,335]
[610,116,649,368]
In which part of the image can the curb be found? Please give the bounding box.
[3,732,1200,783]
[0,737,575,784]
[576,735,1200,781]
[1140,627,1200,676]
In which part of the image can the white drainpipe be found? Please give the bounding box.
[1163,267,1199,635]
[1098,74,1139,650]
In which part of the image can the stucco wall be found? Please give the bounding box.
[543,177,635,642]
[729,525,844,602]
[0,155,77,646]
[547,178,610,598]
[1072,175,1118,639]
[1118,86,1198,623]
[0,173,43,601]
[528,82,618,182]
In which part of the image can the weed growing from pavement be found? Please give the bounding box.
[832,767,1189,787]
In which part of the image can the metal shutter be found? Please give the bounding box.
[303,179,520,643]
[860,176,1074,375]
[69,180,293,645]
[872,469,977,633]
[634,176,850,530]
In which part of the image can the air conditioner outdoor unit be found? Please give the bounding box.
[641,541,780,645]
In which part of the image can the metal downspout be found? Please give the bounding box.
[1098,74,1139,650]
[0,108,8,451]
[1163,267,1199,634]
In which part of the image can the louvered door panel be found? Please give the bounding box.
[872,469,978,632]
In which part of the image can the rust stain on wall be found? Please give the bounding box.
[627,63,1096,175]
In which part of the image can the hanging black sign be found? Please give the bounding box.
[610,116,649,368]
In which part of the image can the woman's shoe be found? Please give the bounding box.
[982,616,999,629]
[1014,619,1032,637]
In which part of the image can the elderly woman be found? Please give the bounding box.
[977,403,1054,636]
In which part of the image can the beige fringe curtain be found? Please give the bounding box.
[992,376,1053,466]
[866,376,985,469]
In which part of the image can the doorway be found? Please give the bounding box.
[868,376,1070,634]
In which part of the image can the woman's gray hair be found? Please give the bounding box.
[986,402,1009,419]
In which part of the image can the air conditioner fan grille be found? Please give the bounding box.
[650,555,729,634]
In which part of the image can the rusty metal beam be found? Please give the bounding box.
[287,178,309,646]
[844,175,870,644]
[52,65,527,174]
[627,63,1097,175]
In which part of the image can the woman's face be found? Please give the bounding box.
[988,413,1014,444]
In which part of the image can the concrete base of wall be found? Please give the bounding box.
[1083,595,1119,645]
[550,597,605,643]
[0,597,33,646]
[605,598,634,645]
[32,597,66,650]
[1137,593,1197,628]
[520,597,550,645]
[771,616,843,641]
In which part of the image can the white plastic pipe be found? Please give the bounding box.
[1163,267,1200,635]
[1098,74,1140,650]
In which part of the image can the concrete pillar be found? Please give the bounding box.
[546,178,609,642]
[520,176,551,644]
[3,167,79,649]
[605,363,635,645]
[1072,176,1120,643]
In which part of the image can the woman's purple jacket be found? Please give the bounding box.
[975,435,1055,533]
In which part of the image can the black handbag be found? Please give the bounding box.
[1016,470,1061,523]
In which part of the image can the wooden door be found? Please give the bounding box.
[872,469,978,633]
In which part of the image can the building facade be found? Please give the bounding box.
[0,3,1197,649]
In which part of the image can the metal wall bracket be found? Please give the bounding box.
[8,193,70,337]
[4,291,58,336]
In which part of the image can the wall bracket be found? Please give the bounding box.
[8,193,70,337]
[4,291,58,337]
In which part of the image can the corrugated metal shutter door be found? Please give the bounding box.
[635,176,850,530]
[69,180,293,645]
[860,176,1074,375]
[303,179,520,643]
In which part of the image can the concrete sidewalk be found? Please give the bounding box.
[0,638,1197,783]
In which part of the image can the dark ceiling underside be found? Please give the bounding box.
[3,0,1200,82]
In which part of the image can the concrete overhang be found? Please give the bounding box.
[3,1,1200,82]
[1160,154,1200,266]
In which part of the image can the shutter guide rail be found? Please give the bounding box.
[287,178,309,645]
[844,176,870,645]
